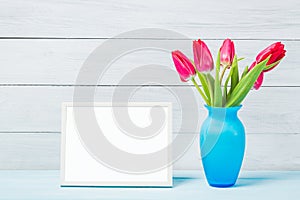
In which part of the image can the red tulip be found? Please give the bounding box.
[249,42,286,90]
[172,50,196,82]
[193,39,214,73]
[249,61,264,90]
[256,42,286,72]
[220,38,235,67]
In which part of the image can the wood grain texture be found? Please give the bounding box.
[1,133,299,170]
[0,86,298,134]
[0,0,299,171]
[0,0,299,39]
[0,133,59,170]
[0,39,297,86]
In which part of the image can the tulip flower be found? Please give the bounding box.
[193,39,214,73]
[171,39,286,107]
[172,50,196,82]
[249,42,286,90]
[256,42,286,72]
[220,39,235,67]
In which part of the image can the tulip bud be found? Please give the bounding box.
[193,39,214,73]
[172,50,196,82]
[256,42,286,72]
[220,38,235,67]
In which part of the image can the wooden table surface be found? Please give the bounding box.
[1,170,299,200]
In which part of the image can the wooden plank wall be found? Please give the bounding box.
[0,0,299,170]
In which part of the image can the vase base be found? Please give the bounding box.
[208,183,235,188]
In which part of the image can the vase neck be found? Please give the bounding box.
[205,105,242,120]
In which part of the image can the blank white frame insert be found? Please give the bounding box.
[61,102,172,187]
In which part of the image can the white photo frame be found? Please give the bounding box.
[61,102,172,187]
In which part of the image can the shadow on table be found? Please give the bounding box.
[173,177,198,187]
[173,175,280,188]
[234,176,278,187]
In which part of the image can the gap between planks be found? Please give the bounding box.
[0,132,298,135]
[0,37,299,41]
[0,84,299,87]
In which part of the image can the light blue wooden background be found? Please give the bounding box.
[0,0,299,170]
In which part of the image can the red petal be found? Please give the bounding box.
[253,72,264,90]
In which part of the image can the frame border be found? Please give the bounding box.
[60,102,172,187]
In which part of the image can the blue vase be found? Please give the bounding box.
[200,105,245,187]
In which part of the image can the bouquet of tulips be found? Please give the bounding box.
[171,39,286,107]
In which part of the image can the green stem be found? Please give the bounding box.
[205,74,214,105]
[192,78,210,105]
[213,50,223,107]
[219,65,228,84]
[197,72,211,103]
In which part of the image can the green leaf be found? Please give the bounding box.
[237,57,245,62]
[241,66,249,79]
[229,55,239,96]
[226,56,270,107]
[197,72,211,103]
[263,59,282,71]
[222,90,227,107]
[206,73,215,105]
[223,65,234,102]
[213,51,223,107]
